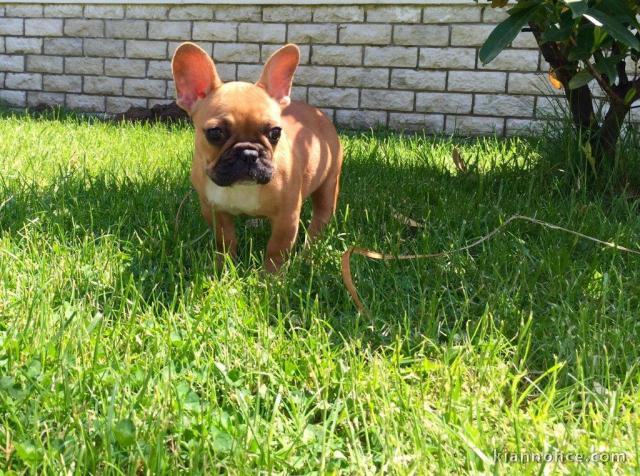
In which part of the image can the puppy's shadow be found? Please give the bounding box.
[0,158,316,304]
[1,111,562,354]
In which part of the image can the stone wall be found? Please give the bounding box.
[1,2,635,135]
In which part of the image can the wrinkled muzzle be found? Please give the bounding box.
[207,142,273,186]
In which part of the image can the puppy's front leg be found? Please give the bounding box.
[214,210,237,268]
[265,210,300,273]
[198,195,214,228]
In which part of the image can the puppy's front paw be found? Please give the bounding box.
[264,255,284,274]
[214,252,230,272]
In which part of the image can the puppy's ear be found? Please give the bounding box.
[172,42,222,114]
[256,44,300,107]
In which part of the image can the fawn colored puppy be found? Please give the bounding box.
[172,42,343,272]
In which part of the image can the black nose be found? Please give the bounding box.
[239,148,259,161]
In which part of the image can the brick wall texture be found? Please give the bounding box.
[1,3,638,135]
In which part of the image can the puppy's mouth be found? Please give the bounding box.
[207,142,273,187]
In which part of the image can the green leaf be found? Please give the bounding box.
[508,0,545,14]
[479,2,542,65]
[283,359,297,376]
[568,25,595,61]
[542,24,573,43]
[565,0,588,18]
[114,419,136,447]
[14,441,41,464]
[0,376,25,400]
[26,360,42,379]
[593,53,619,83]
[624,88,638,106]
[582,142,597,175]
[422,359,441,372]
[584,8,640,51]
[592,26,611,49]
[568,70,594,89]
[541,9,578,45]
[183,390,202,413]
[598,0,636,20]
[210,427,233,453]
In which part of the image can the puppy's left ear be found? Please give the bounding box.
[257,44,300,108]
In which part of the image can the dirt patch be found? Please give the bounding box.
[22,101,190,125]
[112,101,189,124]
[28,104,59,115]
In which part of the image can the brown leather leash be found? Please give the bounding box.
[341,214,640,313]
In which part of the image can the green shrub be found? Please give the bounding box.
[479,0,640,182]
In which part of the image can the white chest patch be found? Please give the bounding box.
[205,180,262,215]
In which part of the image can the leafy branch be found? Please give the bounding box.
[478,0,640,180]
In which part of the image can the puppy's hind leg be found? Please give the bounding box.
[308,171,341,240]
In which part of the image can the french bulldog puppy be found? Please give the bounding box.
[172,42,342,272]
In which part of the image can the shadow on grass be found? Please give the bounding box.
[2,110,640,380]
[0,121,542,297]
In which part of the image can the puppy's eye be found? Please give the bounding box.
[205,127,225,144]
[268,127,282,144]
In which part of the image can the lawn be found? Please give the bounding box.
[1,111,639,474]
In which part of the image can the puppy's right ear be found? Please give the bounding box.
[171,42,222,115]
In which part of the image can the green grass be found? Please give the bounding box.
[1,110,639,474]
